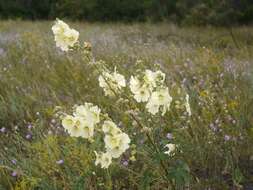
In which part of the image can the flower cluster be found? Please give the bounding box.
[95,120,130,168]
[130,70,172,115]
[103,121,130,158]
[98,67,126,96]
[52,19,79,51]
[62,103,100,139]
[52,20,184,170]
[61,103,130,169]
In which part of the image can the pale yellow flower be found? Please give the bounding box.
[113,70,126,88]
[144,70,165,88]
[66,116,86,137]
[104,135,121,149]
[150,88,172,106]
[129,155,136,161]
[62,115,94,138]
[130,70,166,104]
[81,121,95,139]
[164,143,176,156]
[146,101,160,115]
[146,88,172,115]
[102,120,122,136]
[130,76,151,102]
[98,68,126,96]
[52,19,69,35]
[94,151,112,169]
[104,133,130,158]
[62,115,75,131]
[133,85,150,102]
[75,103,100,125]
[144,69,157,87]
[154,70,166,84]
[52,19,79,51]
[129,76,141,94]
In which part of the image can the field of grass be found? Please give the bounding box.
[0,20,253,190]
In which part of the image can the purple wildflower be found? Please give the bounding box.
[140,139,145,144]
[0,48,5,56]
[166,133,173,140]
[224,135,231,141]
[11,171,17,177]
[209,123,218,132]
[11,159,17,165]
[56,159,64,165]
[25,134,32,140]
[0,127,6,133]
[27,124,33,129]
[122,160,128,166]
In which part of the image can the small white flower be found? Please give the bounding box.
[164,143,176,156]
[94,151,112,169]
[185,94,192,116]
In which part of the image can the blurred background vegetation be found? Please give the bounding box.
[0,0,252,25]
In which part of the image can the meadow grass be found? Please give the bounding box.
[0,20,253,190]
